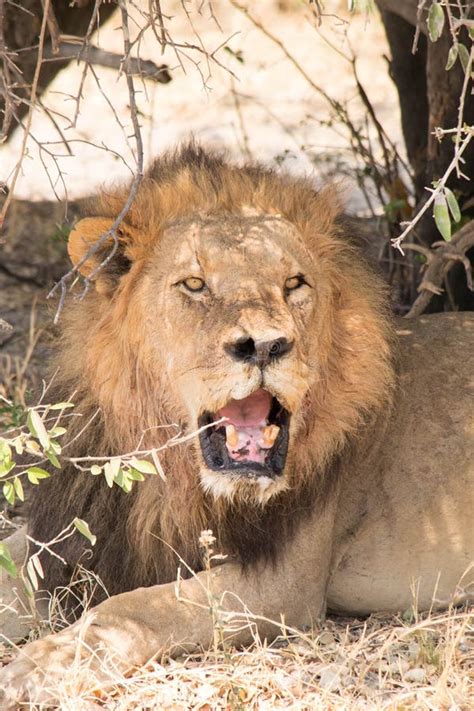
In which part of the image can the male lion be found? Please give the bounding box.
[0,145,473,704]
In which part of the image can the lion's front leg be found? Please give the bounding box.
[0,602,158,708]
[0,505,337,706]
[0,564,267,706]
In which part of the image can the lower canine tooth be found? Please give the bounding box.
[225,425,239,448]
[261,424,280,447]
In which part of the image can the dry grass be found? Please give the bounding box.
[1,605,472,709]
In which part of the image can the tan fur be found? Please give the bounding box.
[3,148,471,705]
[39,146,393,589]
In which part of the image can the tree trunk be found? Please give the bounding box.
[377,1,474,247]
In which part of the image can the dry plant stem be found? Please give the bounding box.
[404,220,474,318]
[412,0,428,54]
[67,418,227,467]
[40,0,60,54]
[230,77,252,160]
[0,0,14,141]
[150,0,167,53]
[443,3,473,164]
[315,26,411,180]
[229,1,335,109]
[392,130,473,251]
[454,46,473,166]
[80,0,103,55]
[230,0,407,214]
[0,0,50,231]
[47,0,145,323]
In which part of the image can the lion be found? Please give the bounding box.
[0,144,473,704]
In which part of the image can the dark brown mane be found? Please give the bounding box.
[29,144,394,606]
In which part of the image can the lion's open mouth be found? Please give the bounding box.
[198,389,290,478]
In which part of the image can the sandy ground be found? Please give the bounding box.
[0,1,402,213]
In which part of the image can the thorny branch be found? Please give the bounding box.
[392,130,473,252]
[47,0,146,323]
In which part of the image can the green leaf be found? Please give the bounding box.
[45,449,61,469]
[3,481,15,505]
[31,553,44,580]
[121,477,133,494]
[128,468,145,482]
[49,402,74,410]
[27,466,51,485]
[27,410,50,450]
[445,43,458,71]
[433,194,452,241]
[129,458,157,475]
[0,542,17,578]
[90,465,102,476]
[48,427,67,438]
[13,438,24,455]
[445,188,461,223]
[427,3,445,42]
[26,558,38,591]
[0,460,15,478]
[49,440,62,455]
[0,440,12,461]
[13,477,24,502]
[25,439,41,454]
[73,518,97,545]
[458,44,470,74]
[103,459,120,487]
[114,468,133,493]
[23,577,34,599]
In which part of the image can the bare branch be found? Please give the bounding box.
[47,0,146,322]
[43,40,172,84]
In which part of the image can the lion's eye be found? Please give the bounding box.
[285,275,306,292]
[182,277,206,292]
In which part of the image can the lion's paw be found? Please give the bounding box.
[0,617,116,708]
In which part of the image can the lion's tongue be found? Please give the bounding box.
[218,389,276,463]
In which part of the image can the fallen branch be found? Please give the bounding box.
[404,220,474,318]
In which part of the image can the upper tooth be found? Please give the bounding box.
[225,425,239,448]
[260,425,280,448]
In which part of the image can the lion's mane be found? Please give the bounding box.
[30,145,394,602]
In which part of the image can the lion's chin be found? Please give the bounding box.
[199,468,289,504]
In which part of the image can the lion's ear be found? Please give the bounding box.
[68,217,139,294]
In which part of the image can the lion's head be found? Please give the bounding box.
[31,145,395,594]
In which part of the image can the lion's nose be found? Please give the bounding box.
[224,336,294,368]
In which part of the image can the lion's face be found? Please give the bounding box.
[140,212,325,501]
[66,150,392,513]
[58,148,393,586]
